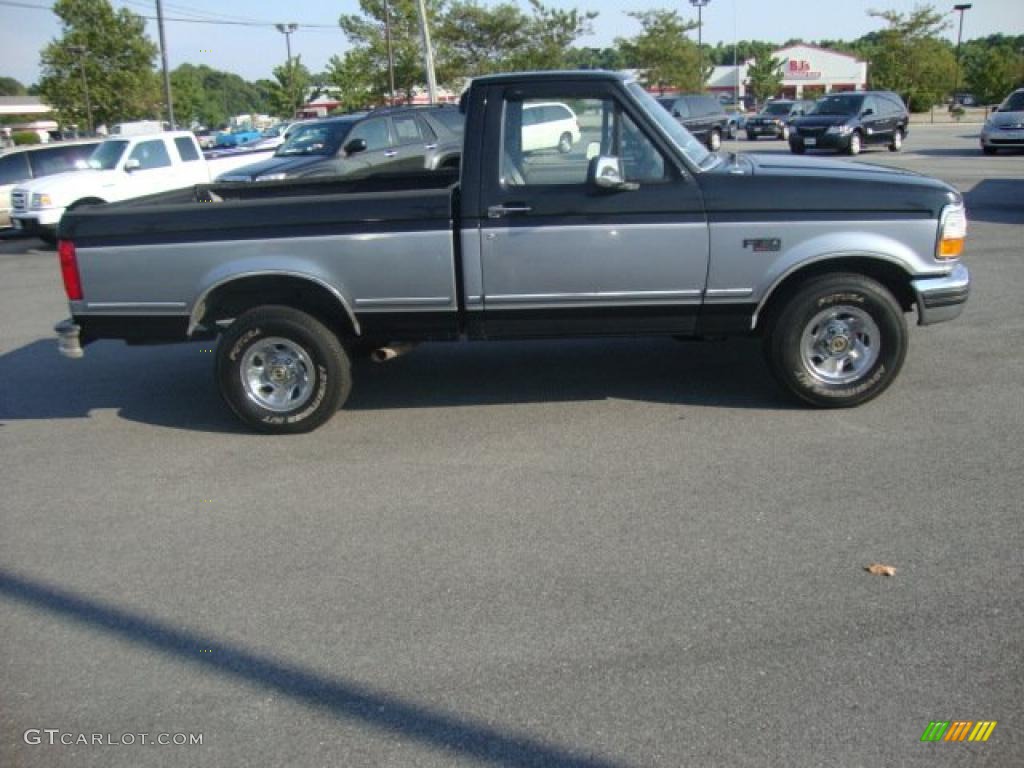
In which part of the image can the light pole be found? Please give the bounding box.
[415,0,438,104]
[155,0,175,129]
[276,23,299,116]
[952,4,972,102]
[384,0,396,105]
[690,0,711,91]
[66,45,93,133]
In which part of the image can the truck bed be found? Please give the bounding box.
[60,170,459,246]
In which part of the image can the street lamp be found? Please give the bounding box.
[275,23,299,116]
[690,0,711,91]
[66,45,93,133]
[952,4,972,102]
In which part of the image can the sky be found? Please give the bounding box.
[1,0,1022,87]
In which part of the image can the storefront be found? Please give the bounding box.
[707,44,867,103]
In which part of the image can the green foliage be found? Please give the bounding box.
[964,44,1024,105]
[615,10,702,92]
[565,47,629,71]
[439,1,532,76]
[864,5,955,111]
[326,49,378,111]
[38,0,161,128]
[510,0,598,71]
[12,131,41,145]
[269,56,312,118]
[0,77,27,96]
[745,55,785,103]
[169,64,274,128]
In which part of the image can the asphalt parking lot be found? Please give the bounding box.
[1,124,1021,767]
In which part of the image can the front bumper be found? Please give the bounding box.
[980,128,1024,148]
[911,263,970,326]
[11,208,64,230]
[747,122,784,138]
[789,132,850,151]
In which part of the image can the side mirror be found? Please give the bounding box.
[588,155,638,192]
[124,158,141,172]
[861,108,874,117]
[344,138,367,156]
[672,110,681,118]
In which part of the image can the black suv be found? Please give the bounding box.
[745,99,815,141]
[217,105,464,182]
[657,94,731,151]
[788,91,909,155]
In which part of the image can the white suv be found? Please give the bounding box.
[522,102,581,153]
[10,131,209,242]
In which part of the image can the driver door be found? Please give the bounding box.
[477,82,708,337]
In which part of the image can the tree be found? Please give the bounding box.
[170,66,204,127]
[0,77,27,96]
[269,56,312,118]
[566,47,629,71]
[326,49,378,111]
[745,55,784,104]
[38,0,160,128]
[508,0,598,71]
[864,5,956,111]
[438,0,532,77]
[964,44,1024,105]
[615,10,701,93]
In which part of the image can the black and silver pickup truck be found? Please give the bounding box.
[55,71,970,433]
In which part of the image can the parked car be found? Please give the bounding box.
[0,140,101,227]
[214,127,263,148]
[216,106,463,183]
[9,131,210,241]
[979,88,1024,154]
[54,71,969,433]
[657,93,730,150]
[789,91,909,155]
[194,129,217,149]
[521,102,581,153]
[745,99,815,141]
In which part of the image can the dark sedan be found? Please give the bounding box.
[216,106,463,183]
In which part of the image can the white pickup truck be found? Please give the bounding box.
[10,131,271,242]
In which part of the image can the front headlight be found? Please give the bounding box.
[256,173,288,182]
[937,203,967,260]
[31,193,53,209]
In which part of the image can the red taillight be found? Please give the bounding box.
[58,240,83,300]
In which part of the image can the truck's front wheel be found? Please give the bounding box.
[764,274,907,408]
[216,306,351,433]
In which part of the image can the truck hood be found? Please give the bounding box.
[699,152,960,218]
[14,169,118,200]
[216,154,324,181]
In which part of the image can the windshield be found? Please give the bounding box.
[812,95,863,116]
[275,121,355,156]
[87,140,129,170]
[762,103,792,115]
[1000,91,1024,112]
[628,82,713,169]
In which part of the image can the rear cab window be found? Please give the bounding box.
[174,136,201,162]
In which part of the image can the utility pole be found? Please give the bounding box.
[952,4,972,101]
[414,0,438,104]
[66,45,93,133]
[276,23,299,116]
[690,0,711,90]
[384,0,396,105]
[155,0,175,128]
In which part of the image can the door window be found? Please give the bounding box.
[128,140,172,170]
[392,115,423,145]
[347,118,391,152]
[500,96,667,187]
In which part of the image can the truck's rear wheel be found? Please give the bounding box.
[764,274,907,408]
[216,305,351,433]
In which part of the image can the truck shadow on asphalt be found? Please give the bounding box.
[0,567,632,768]
[963,179,1024,224]
[0,337,792,432]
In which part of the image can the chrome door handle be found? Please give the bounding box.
[424,143,437,150]
[487,204,533,218]
[384,150,398,157]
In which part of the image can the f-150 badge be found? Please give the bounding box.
[743,238,781,252]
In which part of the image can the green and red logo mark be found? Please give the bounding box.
[921,721,997,742]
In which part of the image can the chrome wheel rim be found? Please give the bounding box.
[781,125,789,140]
[558,134,571,153]
[710,131,721,151]
[800,306,880,385]
[850,133,861,154]
[240,337,315,412]
[893,130,902,149]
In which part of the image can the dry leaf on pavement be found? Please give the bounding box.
[865,563,897,576]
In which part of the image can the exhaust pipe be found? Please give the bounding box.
[371,342,418,363]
